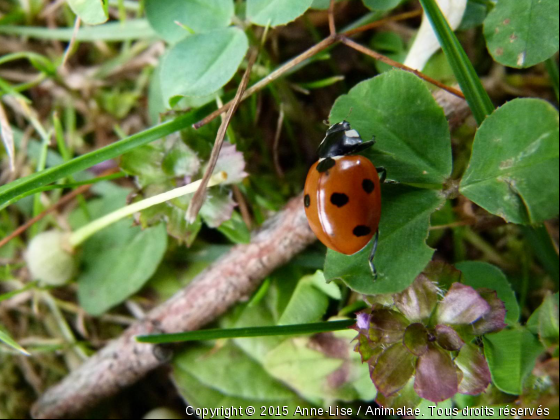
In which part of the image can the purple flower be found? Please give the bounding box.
[353,272,506,405]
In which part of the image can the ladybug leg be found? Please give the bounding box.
[376,167,387,183]
[369,230,380,278]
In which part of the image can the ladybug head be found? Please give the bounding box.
[318,120,375,159]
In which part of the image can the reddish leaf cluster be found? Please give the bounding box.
[353,274,507,405]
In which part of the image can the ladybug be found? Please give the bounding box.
[303,121,386,275]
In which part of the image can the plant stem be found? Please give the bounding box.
[135,319,355,344]
[340,36,465,99]
[69,171,228,247]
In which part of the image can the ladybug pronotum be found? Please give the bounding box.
[304,121,385,275]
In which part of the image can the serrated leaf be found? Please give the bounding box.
[160,27,248,103]
[484,0,559,69]
[460,98,559,224]
[324,185,444,295]
[200,190,237,228]
[414,344,458,402]
[247,0,313,27]
[145,0,234,43]
[455,343,491,396]
[67,0,108,25]
[330,70,452,186]
[483,328,545,395]
[457,261,519,325]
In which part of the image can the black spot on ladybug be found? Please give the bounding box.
[330,193,349,207]
[304,194,311,208]
[317,157,336,173]
[353,225,372,237]
[363,179,375,194]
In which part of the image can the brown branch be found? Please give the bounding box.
[30,90,471,419]
[342,9,422,37]
[193,31,466,129]
[31,194,315,419]
[185,49,257,224]
[328,0,337,36]
[339,36,466,99]
[192,36,338,129]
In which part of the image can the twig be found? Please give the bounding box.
[192,36,338,129]
[30,90,472,419]
[60,17,80,68]
[342,9,422,37]
[272,105,285,178]
[186,49,258,224]
[0,170,116,250]
[193,30,466,129]
[232,185,253,230]
[328,0,336,36]
[339,36,466,99]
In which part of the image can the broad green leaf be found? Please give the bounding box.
[71,191,168,315]
[173,343,311,418]
[461,99,559,224]
[160,27,248,104]
[528,292,559,347]
[483,328,544,395]
[457,261,519,325]
[67,0,108,25]
[459,0,488,31]
[330,70,452,186]
[78,223,167,315]
[483,0,559,69]
[278,271,340,326]
[0,325,29,355]
[539,292,559,347]
[145,0,234,43]
[324,185,444,295]
[247,0,313,27]
[362,0,403,11]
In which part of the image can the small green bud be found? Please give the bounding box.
[25,230,75,286]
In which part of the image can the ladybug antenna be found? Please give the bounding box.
[322,119,330,126]
[345,107,354,121]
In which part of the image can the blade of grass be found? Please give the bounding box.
[545,57,559,103]
[0,104,214,207]
[0,326,30,356]
[136,319,355,344]
[0,173,125,211]
[419,0,494,125]
[0,19,156,41]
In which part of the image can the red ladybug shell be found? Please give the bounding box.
[304,155,381,255]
